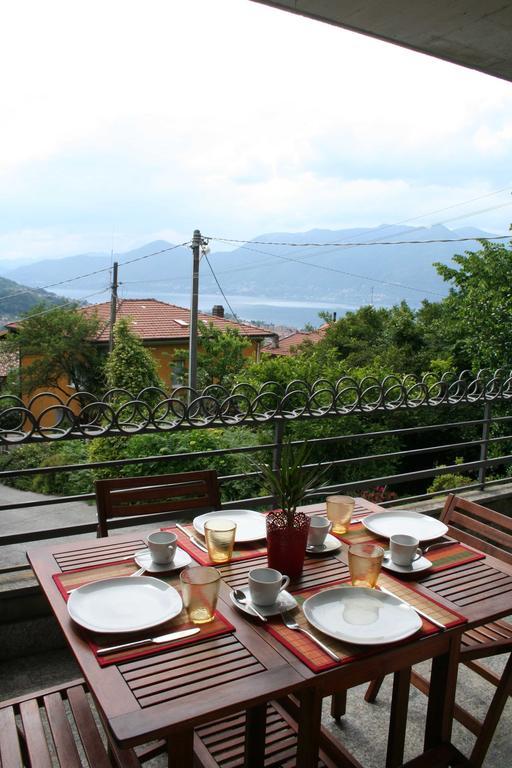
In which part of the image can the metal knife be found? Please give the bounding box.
[176,523,209,553]
[97,627,200,656]
[379,586,446,629]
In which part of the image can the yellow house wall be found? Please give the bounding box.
[19,339,261,425]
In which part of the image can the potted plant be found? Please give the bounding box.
[256,439,329,580]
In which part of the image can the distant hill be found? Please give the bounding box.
[0,225,500,318]
[0,276,65,322]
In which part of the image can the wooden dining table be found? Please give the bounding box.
[27,498,512,768]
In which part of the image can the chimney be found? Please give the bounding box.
[212,305,225,318]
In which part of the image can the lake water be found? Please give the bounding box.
[64,289,359,329]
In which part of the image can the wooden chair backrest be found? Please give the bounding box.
[95,470,221,537]
[440,493,512,565]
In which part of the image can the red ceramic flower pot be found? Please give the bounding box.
[266,510,310,581]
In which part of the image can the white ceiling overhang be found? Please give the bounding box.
[251,1,512,82]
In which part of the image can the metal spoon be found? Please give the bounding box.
[232,589,267,622]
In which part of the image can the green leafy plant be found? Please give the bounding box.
[254,439,329,526]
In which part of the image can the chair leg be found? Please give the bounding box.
[365,675,385,703]
[469,653,512,767]
[330,690,347,719]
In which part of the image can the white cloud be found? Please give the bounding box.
[1,0,512,262]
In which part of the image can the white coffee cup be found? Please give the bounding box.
[147,531,177,564]
[307,515,332,547]
[390,534,422,567]
[248,567,290,606]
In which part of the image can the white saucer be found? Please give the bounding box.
[381,551,432,574]
[230,587,298,617]
[134,547,192,573]
[306,533,342,555]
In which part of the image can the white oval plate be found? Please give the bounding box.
[303,586,422,645]
[362,510,448,542]
[230,587,298,617]
[67,576,182,634]
[306,533,342,556]
[193,509,267,543]
[381,551,432,574]
[134,547,192,573]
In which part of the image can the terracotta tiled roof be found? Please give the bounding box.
[80,299,276,343]
[265,328,325,356]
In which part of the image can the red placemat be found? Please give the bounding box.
[335,522,485,573]
[165,524,268,566]
[264,574,467,673]
[54,560,235,666]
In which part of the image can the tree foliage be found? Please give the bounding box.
[434,238,512,370]
[173,321,251,389]
[1,303,105,396]
[104,317,163,393]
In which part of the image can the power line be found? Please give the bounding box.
[0,241,191,305]
[202,253,240,322]
[238,242,446,298]
[206,233,511,248]
[5,287,111,325]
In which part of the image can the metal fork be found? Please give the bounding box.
[280,610,340,661]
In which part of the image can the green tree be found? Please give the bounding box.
[104,317,163,393]
[1,303,104,396]
[173,321,251,389]
[435,237,512,370]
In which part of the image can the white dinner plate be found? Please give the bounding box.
[67,576,183,634]
[193,509,267,543]
[362,510,448,542]
[134,547,192,573]
[302,586,422,645]
[306,533,342,556]
[230,587,298,617]
[381,551,432,575]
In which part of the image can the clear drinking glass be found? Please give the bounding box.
[326,495,355,534]
[204,519,237,564]
[348,543,384,588]
[180,566,221,624]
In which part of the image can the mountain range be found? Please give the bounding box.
[0,224,500,324]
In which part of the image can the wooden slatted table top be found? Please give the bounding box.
[26,498,512,750]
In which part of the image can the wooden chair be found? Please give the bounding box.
[0,679,141,768]
[95,469,221,537]
[362,494,512,767]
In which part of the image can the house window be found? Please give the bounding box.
[171,360,185,387]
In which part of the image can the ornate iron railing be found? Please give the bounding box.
[1,369,511,444]
[2,369,512,570]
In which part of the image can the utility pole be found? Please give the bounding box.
[188,230,201,392]
[109,261,118,352]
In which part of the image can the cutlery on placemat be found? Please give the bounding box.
[379,586,446,629]
[281,610,340,661]
[97,627,200,656]
[232,589,267,622]
[176,523,209,553]
[421,538,455,555]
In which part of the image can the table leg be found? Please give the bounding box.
[244,704,267,767]
[424,636,459,751]
[386,667,411,768]
[296,687,322,768]
[167,728,194,767]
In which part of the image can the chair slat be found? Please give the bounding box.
[19,699,53,768]
[44,691,82,768]
[66,685,114,768]
[449,510,512,551]
[0,706,23,768]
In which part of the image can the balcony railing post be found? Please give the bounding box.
[478,401,492,489]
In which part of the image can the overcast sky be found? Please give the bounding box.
[2,0,512,263]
